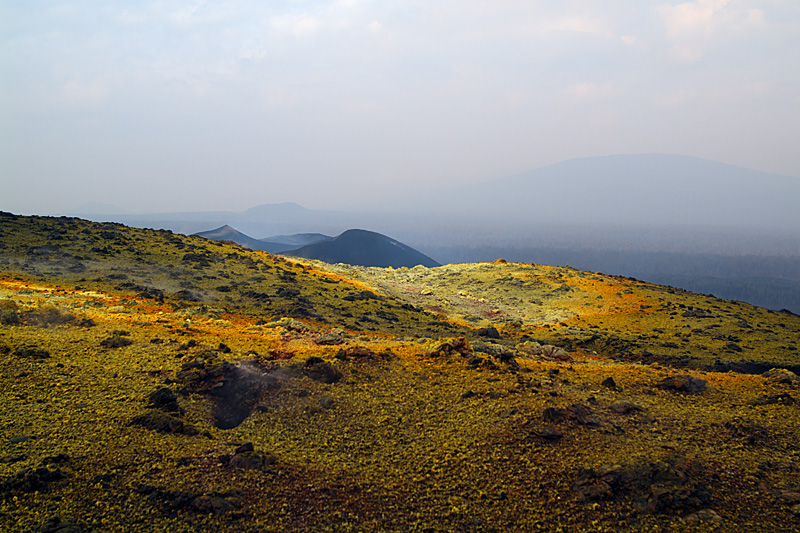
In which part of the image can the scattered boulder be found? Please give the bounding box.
[749,393,795,406]
[571,455,711,515]
[25,306,75,327]
[516,341,573,362]
[100,331,133,349]
[342,290,383,302]
[610,401,646,415]
[14,345,50,359]
[130,410,198,436]
[657,375,707,394]
[226,442,276,470]
[428,337,473,357]
[303,357,342,384]
[136,485,242,515]
[333,346,377,360]
[542,407,567,423]
[542,404,602,426]
[532,427,563,442]
[148,387,180,412]
[476,326,501,339]
[762,368,799,385]
[473,341,517,365]
[601,377,620,391]
[263,317,314,332]
[684,508,723,523]
[1,466,63,496]
[33,516,85,533]
[315,331,345,345]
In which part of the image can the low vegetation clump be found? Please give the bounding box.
[1,213,799,532]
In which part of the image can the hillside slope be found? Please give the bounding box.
[1,213,799,532]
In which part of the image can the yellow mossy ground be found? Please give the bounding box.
[2,278,799,532]
[1,215,799,531]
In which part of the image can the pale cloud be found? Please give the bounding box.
[269,14,325,37]
[659,0,729,37]
[653,89,693,109]
[2,0,799,214]
[657,0,769,62]
[565,82,618,99]
[62,78,110,106]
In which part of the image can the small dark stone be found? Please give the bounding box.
[657,375,707,394]
[319,396,335,409]
[749,393,795,406]
[533,427,563,441]
[1,454,27,464]
[611,401,645,415]
[542,407,567,422]
[100,333,133,349]
[34,516,85,533]
[229,451,276,470]
[477,326,501,339]
[14,346,50,359]
[302,358,342,384]
[130,410,198,436]
[234,442,254,455]
[601,377,619,390]
[148,387,179,412]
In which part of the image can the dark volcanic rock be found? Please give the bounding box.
[34,516,85,533]
[1,466,63,495]
[100,332,133,349]
[657,374,707,394]
[571,455,711,514]
[228,443,276,470]
[14,345,50,359]
[601,377,620,390]
[302,357,342,384]
[148,387,180,412]
[749,393,795,406]
[477,326,501,339]
[315,332,345,345]
[130,410,198,436]
[533,427,563,441]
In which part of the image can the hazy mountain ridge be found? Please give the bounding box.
[286,229,441,268]
[409,154,800,229]
[194,226,437,268]
[59,154,800,312]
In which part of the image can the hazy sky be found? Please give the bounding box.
[2,1,799,214]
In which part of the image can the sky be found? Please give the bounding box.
[2,0,799,214]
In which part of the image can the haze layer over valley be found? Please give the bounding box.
[68,154,800,313]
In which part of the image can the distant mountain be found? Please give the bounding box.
[261,233,332,247]
[414,154,800,231]
[287,229,441,268]
[193,225,286,253]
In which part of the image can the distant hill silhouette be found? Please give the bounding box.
[260,233,332,247]
[420,154,800,230]
[287,229,441,268]
[193,225,288,253]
